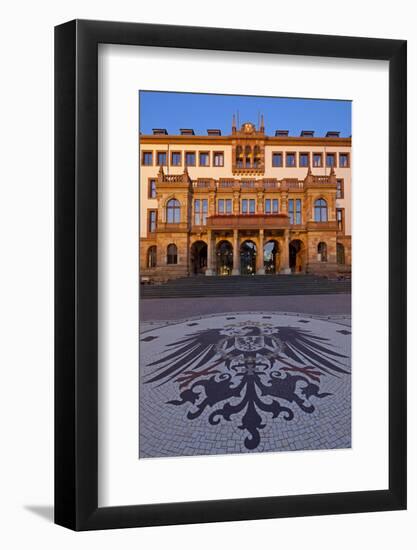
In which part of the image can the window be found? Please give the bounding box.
[339,153,350,168]
[185,152,196,166]
[314,198,328,222]
[156,151,167,166]
[326,153,336,167]
[213,152,224,166]
[148,210,157,233]
[336,178,344,199]
[286,152,296,167]
[265,198,279,214]
[142,151,153,166]
[199,152,210,166]
[272,152,283,167]
[167,243,178,265]
[318,242,327,262]
[337,243,345,264]
[194,199,208,225]
[148,179,157,199]
[299,153,309,167]
[218,198,232,214]
[295,199,302,224]
[166,199,180,223]
[313,153,322,167]
[147,246,157,268]
[241,198,256,214]
[171,151,181,166]
[337,208,344,231]
[288,199,300,224]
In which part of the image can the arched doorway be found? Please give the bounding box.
[240,240,257,275]
[264,240,279,274]
[190,241,207,275]
[216,240,233,275]
[289,239,305,273]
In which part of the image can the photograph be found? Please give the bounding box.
[139,91,352,458]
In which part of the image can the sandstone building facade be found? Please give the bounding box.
[139,118,351,280]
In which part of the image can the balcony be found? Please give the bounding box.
[206,214,290,230]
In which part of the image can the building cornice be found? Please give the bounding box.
[139,135,352,147]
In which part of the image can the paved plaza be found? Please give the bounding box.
[139,296,351,459]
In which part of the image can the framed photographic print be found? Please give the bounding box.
[55,20,407,530]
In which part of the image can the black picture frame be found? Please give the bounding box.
[55,19,407,531]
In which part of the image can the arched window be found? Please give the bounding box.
[244,145,252,168]
[147,246,157,268]
[337,243,345,265]
[166,199,180,223]
[167,243,178,265]
[314,198,328,222]
[235,145,243,168]
[318,242,327,262]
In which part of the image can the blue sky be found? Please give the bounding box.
[139,91,351,137]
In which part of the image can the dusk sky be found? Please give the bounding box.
[139,91,351,137]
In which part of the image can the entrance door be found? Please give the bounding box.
[264,240,279,274]
[191,241,207,275]
[216,241,233,275]
[240,240,257,275]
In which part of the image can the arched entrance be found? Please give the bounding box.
[289,239,305,273]
[240,240,257,275]
[190,240,207,275]
[216,240,233,275]
[264,240,279,274]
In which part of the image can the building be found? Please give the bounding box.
[139,117,351,280]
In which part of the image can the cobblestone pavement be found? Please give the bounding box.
[140,293,351,321]
[139,312,351,458]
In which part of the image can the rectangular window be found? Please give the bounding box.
[336,178,344,199]
[156,151,167,166]
[272,152,283,167]
[213,152,224,166]
[194,199,208,225]
[299,153,309,167]
[326,153,336,167]
[218,198,232,214]
[337,208,344,231]
[142,151,153,166]
[242,199,255,214]
[286,152,296,167]
[288,199,294,224]
[185,152,196,166]
[265,198,279,213]
[295,199,302,224]
[339,153,350,167]
[148,210,157,233]
[171,151,181,166]
[148,179,157,199]
[199,152,210,166]
[313,153,322,167]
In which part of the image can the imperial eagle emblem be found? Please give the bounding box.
[143,319,350,450]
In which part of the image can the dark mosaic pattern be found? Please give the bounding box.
[139,313,351,458]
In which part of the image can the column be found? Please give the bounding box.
[232,229,240,275]
[257,229,265,275]
[280,230,291,274]
[205,230,214,276]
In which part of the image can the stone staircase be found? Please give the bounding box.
[140,274,351,299]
